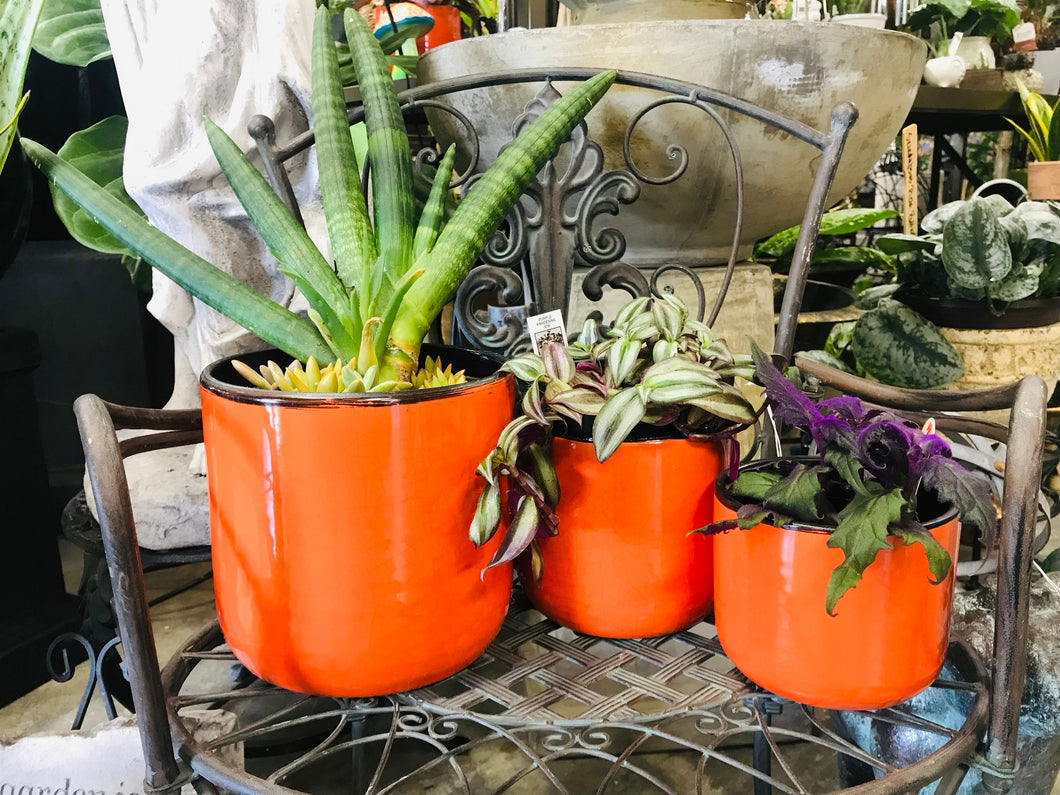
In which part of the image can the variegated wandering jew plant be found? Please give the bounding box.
[698,345,997,614]
[470,294,758,579]
[21,4,617,392]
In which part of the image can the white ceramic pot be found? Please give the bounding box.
[955,35,996,70]
[1034,49,1060,95]
[923,55,967,87]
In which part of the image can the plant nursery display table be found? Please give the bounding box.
[160,596,989,795]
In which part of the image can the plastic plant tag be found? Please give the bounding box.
[948,32,963,57]
[527,309,568,354]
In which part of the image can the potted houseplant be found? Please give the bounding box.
[903,0,1021,71]
[871,193,1060,393]
[1008,79,1060,200]
[23,5,616,696]
[470,294,757,639]
[700,346,995,710]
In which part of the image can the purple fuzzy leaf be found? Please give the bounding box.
[916,455,997,542]
[856,420,913,480]
[819,395,867,422]
[751,343,823,431]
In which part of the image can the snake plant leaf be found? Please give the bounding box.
[50,116,145,268]
[31,0,110,67]
[413,144,457,260]
[825,487,903,615]
[941,199,1013,289]
[343,7,416,307]
[204,118,359,360]
[312,6,376,297]
[22,138,334,363]
[593,386,648,462]
[850,298,964,389]
[1,0,45,171]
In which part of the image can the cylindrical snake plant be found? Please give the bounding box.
[22,6,616,391]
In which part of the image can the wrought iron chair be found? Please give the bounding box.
[70,68,1049,795]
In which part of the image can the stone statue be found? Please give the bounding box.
[100,0,329,409]
[86,0,329,546]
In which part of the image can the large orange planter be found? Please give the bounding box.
[713,460,961,710]
[520,435,723,638]
[200,345,515,697]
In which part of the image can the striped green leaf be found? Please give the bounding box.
[343,7,416,307]
[1,0,45,170]
[312,6,376,298]
[204,118,359,359]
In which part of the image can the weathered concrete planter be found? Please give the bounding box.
[419,21,926,265]
[559,0,753,24]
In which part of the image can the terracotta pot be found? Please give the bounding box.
[1028,161,1060,200]
[713,459,961,710]
[200,345,515,697]
[520,434,722,638]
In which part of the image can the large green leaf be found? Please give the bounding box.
[850,298,964,389]
[51,116,145,266]
[754,208,898,259]
[941,199,1013,289]
[825,487,903,614]
[31,0,110,67]
[1,0,46,171]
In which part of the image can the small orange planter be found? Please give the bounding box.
[200,345,515,697]
[520,435,723,638]
[713,462,961,710]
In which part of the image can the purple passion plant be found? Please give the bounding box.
[699,344,997,614]
[469,294,758,580]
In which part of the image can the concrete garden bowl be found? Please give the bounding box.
[419,20,927,264]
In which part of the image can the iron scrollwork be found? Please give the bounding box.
[455,80,646,355]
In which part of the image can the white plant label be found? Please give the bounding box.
[527,310,568,354]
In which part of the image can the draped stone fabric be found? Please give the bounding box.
[100,0,329,408]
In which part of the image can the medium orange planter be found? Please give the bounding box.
[713,460,961,710]
[200,345,515,697]
[520,435,723,638]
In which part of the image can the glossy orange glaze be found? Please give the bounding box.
[713,496,961,710]
[521,436,722,638]
[200,372,515,697]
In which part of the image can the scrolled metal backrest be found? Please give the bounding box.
[251,68,857,359]
[72,395,203,793]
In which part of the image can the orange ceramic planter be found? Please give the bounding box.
[200,345,515,697]
[520,435,723,638]
[713,461,961,710]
